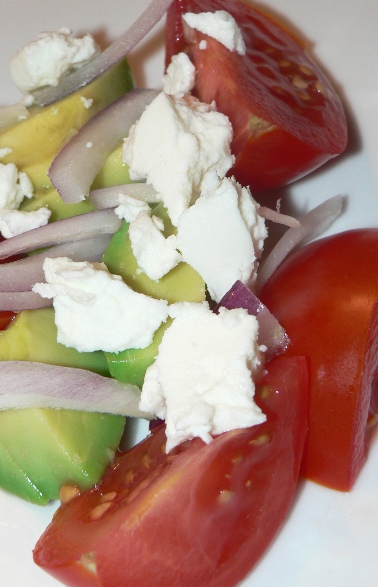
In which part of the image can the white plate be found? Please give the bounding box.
[0,1,378,585]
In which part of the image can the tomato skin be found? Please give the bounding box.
[260,229,378,491]
[0,311,15,330]
[165,0,347,192]
[34,356,308,587]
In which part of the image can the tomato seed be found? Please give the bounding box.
[90,502,112,521]
[100,491,117,503]
[59,484,81,505]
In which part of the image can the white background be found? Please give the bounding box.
[0,1,378,585]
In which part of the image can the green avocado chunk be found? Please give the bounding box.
[0,308,125,505]
[103,203,205,387]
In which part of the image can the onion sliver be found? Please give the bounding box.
[256,195,344,291]
[32,0,173,106]
[0,209,121,261]
[0,291,51,311]
[215,280,289,362]
[89,183,160,210]
[48,89,158,204]
[0,235,112,292]
[0,361,152,418]
[0,103,29,130]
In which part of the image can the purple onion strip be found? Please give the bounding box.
[215,280,290,362]
[0,209,121,261]
[0,235,112,292]
[0,292,51,311]
[0,361,152,418]
[89,183,160,210]
[32,0,173,106]
[48,88,158,204]
[256,195,344,291]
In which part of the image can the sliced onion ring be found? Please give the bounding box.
[32,0,173,106]
[89,183,160,210]
[48,88,158,204]
[0,292,51,311]
[0,361,152,418]
[215,280,289,361]
[256,195,344,291]
[0,235,112,292]
[0,209,121,261]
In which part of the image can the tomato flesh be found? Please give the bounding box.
[260,229,378,491]
[165,0,347,192]
[34,356,308,587]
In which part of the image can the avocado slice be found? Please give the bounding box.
[103,203,205,386]
[0,58,133,185]
[0,308,125,505]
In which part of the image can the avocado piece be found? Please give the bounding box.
[21,186,95,221]
[0,58,133,182]
[0,308,125,505]
[103,203,205,386]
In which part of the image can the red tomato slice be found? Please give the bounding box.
[165,0,347,192]
[0,311,15,330]
[260,229,378,491]
[34,356,308,587]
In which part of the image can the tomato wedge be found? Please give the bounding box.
[34,356,308,587]
[165,0,347,192]
[260,229,378,491]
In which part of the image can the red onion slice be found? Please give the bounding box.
[0,235,112,292]
[48,89,158,204]
[0,361,152,418]
[89,183,160,210]
[215,280,289,361]
[256,195,344,291]
[32,0,173,106]
[0,103,29,129]
[0,209,121,261]
[0,292,51,311]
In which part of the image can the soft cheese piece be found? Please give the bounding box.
[32,257,169,353]
[123,92,234,226]
[114,193,152,222]
[0,162,33,210]
[183,10,246,55]
[128,211,182,281]
[9,28,98,93]
[140,302,265,452]
[162,52,196,98]
[0,207,50,238]
[176,174,267,302]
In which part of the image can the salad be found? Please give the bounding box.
[0,0,378,586]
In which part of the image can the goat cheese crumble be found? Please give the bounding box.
[9,28,98,93]
[140,302,265,452]
[123,91,234,226]
[183,10,246,55]
[32,257,169,353]
[162,52,196,97]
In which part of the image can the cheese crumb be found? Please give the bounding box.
[183,11,246,55]
[128,211,182,281]
[140,302,265,452]
[80,96,93,109]
[0,207,50,238]
[9,29,98,93]
[32,257,169,353]
[114,193,151,222]
[0,162,33,210]
[162,52,196,98]
[123,92,234,226]
[176,174,267,302]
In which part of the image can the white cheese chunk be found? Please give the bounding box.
[114,193,151,223]
[128,211,182,281]
[0,207,50,238]
[176,174,267,302]
[32,257,169,353]
[123,92,234,226]
[183,11,246,55]
[162,52,196,98]
[140,302,265,452]
[9,28,98,93]
[0,162,33,210]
